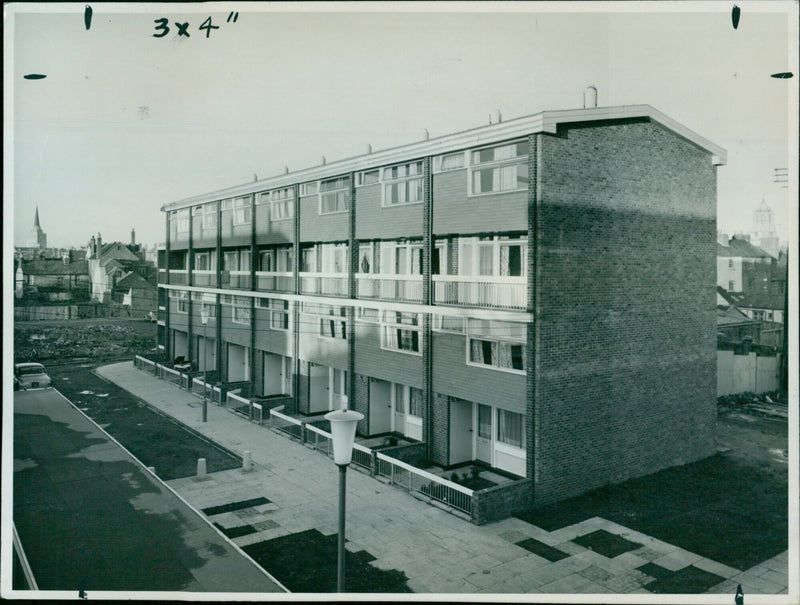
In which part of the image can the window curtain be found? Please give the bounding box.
[497,342,512,369]
[498,410,523,448]
[479,246,493,276]
[409,388,423,417]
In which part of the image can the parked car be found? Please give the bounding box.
[14,362,52,390]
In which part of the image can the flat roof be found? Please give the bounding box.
[12,388,287,595]
[161,104,727,212]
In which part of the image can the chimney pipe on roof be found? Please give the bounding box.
[284,165,289,174]
[366,144,372,154]
[422,128,429,141]
[584,86,598,109]
[131,228,136,246]
[489,109,502,125]
[321,155,327,166]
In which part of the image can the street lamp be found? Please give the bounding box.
[200,304,210,423]
[324,409,364,593]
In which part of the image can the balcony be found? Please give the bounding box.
[192,269,216,287]
[168,269,189,285]
[220,270,252,290]
[158,268,166,284]
[299,272,348,297]
[432,275,527,311]
[255,271,295,293]
[356,273,423,303]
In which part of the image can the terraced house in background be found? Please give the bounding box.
[156,101,726,512]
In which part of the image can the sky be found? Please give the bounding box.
[6,1,798,250]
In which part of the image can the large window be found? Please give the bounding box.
[382,161,424,207]
[231,296,251,325]
[467,319,526,373]
[193,292,217,318]
[174,290,188,313]
[269,187,294,221]
[459,236,526,277]
[381,311,421,355]
[497,409,525,448]
[194,251,213,271]
[469,140,528,195]
[356,169,380,186]
[319,176,349,214]
[171,209,190,233]
[270,299,289,330]
[193,202,218,231]
[222,196,252,225]
[409,387,423,417]
[302,303,348,340]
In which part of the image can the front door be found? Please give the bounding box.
[309,363,328,413]
[370,378,391,434]
[227,344,249,382]
[393,383,407,435]
[330,368,347,410]
[475,403,493,464]
[263,352,283,396]
[450,398,473,465]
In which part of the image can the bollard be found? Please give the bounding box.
[243,451,252,471]
[197,458,207,477]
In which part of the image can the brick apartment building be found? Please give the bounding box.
[157,103,725,507]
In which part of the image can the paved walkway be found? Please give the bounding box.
[12,388,286,594]
[96,361,790,596]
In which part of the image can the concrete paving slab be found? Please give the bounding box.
[652,548,704,571]
[693,557,742,579]
[730,571,787,594]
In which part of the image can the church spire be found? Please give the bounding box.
[33,206,40,228]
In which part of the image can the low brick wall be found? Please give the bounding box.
[378,442,428,468]
[471,479,534,525]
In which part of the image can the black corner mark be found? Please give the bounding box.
[24,74,47,80]
[84,5,92,30]
[731,5,740,30]
[771,72,794,79]
[735,583,743,604]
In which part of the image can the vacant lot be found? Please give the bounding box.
[516,405,788,571]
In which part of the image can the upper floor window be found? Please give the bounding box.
[192,203,218,230]
[231,296,251,325]
[193,292,217,318]
[300,182,318,196]
[171,209,190,233]
[356,306,379,323]
[433,314,465,333]
[433,151,466,173]
[319,176,349,215]
[356,170,380,187]
[259,247,292,273]
[728,259,734,269]
[381,311,422,355]
[258,298,290,330]
[469,140,528,195]
[459,236,526,277]
[358,243,374,274]
[194,251,215,271]
[223,249,251,272]
[264,187,294,221]
[222,196,252,225]
[466,318,526,374]
[382,161,424,207]
[171,290,188,313]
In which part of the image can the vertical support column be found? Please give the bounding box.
[347,173,357,413]
[525,133,540,486]
[187,206,194,362]
[422,156,434,459]
[164,212,171,361]
[250,193,257,396]
[216,202,223,385]
[292,185,301,411]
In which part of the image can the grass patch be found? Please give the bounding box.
[572,529,642,558]
[515,454,787,570]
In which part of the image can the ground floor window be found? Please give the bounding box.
[497,409,525,448]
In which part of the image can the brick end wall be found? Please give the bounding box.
[532,120,718,506]
[472,479,534,525]
[431,393,450,466]
[354,373,370,436]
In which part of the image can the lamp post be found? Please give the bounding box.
[324,409,364,593]
[200,305,209,422]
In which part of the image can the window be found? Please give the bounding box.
[194,251,212,271]
[478,404,492,439]
[357,307,379,323]
[301,247,317,273]
[382,161,424,206]
[268,187,294,221]
[300,182,318,196]
[728,259,734,269]
[193,203,217,229]
[194,292,216,318]
[381,311,421,355]
[175,290,188,313]
[469,140,528,195]
[318,306,347,339]
[409,387,423,417]
[223,250,250,272]
[498,410,525,448]
[270,299,290,330]
[728,281,735,291]
[171,209,190,233]
[433,151,465,172]
[459,236,526,276]
[433,315,465,333]
[232,297,251,325]
[321,243,347,274]
[356,170,380,186]
[467,319,526,373]
[232,196,252,225]
[319,176,349,214]
[358,244,374,274]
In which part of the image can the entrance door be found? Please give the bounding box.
[370,379,391,434]
[309,363,328,413]
[393,383,407,435]
[330,369,347,410]
[450,398,473,465]
[198,335,215,371]
[227,344,249,382]
[475,403,493,464]
[263,352,283,396]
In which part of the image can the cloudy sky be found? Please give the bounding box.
[6,1,797,249]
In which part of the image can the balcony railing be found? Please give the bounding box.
[168,269,189,285]
[432,275,527,310]
[255,271,294,293]
[192,269,216,287]
[356,273,423,303]
[299,272,348,297]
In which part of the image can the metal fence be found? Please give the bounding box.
[352,443,373,472]
[269,408,304,441]
[305,423,334,456]
[375,452,473,516]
